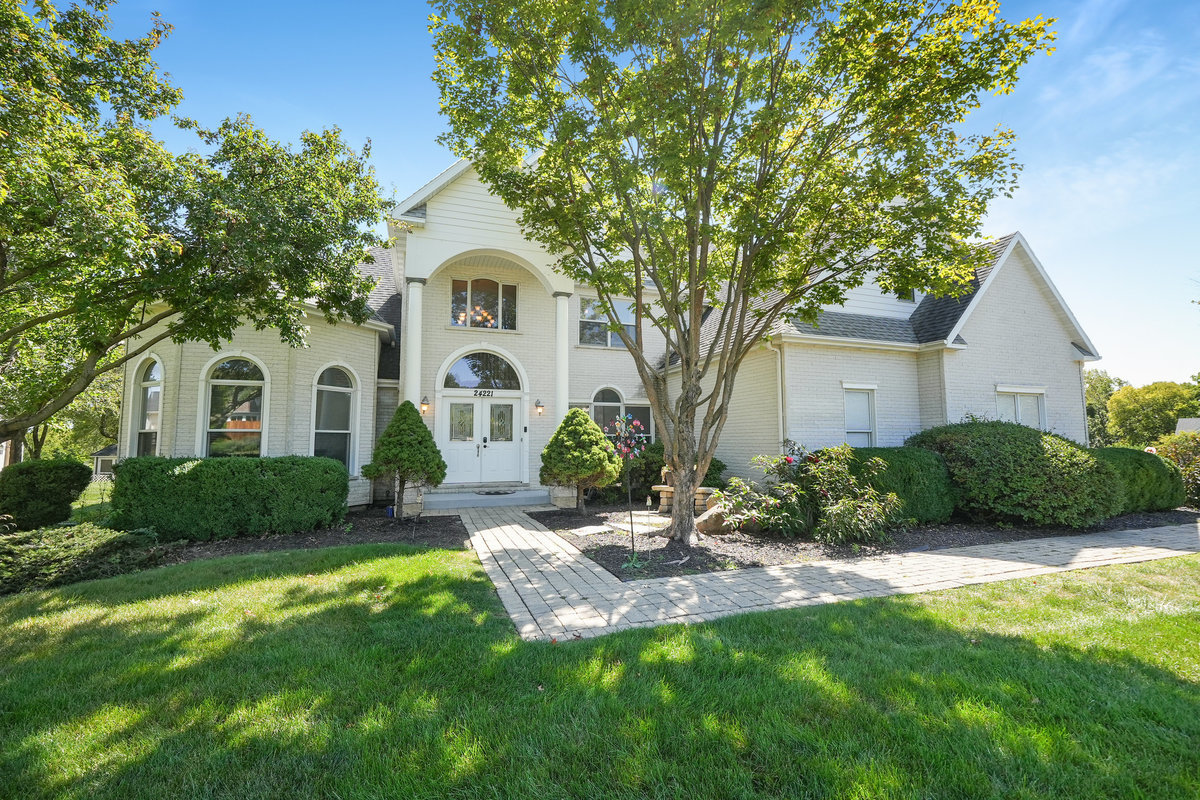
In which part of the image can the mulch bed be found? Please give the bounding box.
[528,505,1200,582]
[162,509,471,567]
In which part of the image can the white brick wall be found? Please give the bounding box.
[942,247,1088,442]
[121,315,382,506]
[707,346,784,482]
[782,342,923,450]
[916,349,947,429]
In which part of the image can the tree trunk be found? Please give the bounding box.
[576,484,585,515]
[668,436,700,544]
[393,474,403,520]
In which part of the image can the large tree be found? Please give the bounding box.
[1084,368,1128,447]
[1107,381,1200,448]
[0,1,390,444]
[432,0,1054,541]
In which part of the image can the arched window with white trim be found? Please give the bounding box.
[135,359,163,456]
[206,358,265,457]
[587,388,653,441]
[314,367,355,468]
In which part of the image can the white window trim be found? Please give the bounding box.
[310,363,361,474]
[844,388,876,447]
[450,276,519,331]
[996,390,1047,430]
[577,386,655,440]
[132,354,164,457]
[995,384,1046,395]
[579,297,637,348]
[196,352,270,457]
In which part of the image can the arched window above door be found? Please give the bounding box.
[443,352,521,390]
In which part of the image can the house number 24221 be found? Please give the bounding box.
[473,390,494,397]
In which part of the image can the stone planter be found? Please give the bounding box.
[652,484,718,515]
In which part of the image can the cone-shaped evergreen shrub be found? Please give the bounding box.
[362,401,447,518]
[540,409,621,513]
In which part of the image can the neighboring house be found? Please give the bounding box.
[92,445,118,479]
[116,160,1099,505]
[1177,418,1200,434]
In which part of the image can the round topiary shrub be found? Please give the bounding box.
[0,457,93,531]
[905,421,1123,528]
[1091,447,1185,513]
[540,408,621,513]
[1154,431,1200,509]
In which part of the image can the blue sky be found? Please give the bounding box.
[107,0,1199,386]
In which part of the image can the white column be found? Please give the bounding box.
[403,278,425,407]
[554,291,571,422]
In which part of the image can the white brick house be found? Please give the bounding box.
[117,160,1099,503]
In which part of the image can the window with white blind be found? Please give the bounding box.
[996,389,1046,429]
[844,388,875,447]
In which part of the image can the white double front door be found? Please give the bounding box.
[440,394,524,484]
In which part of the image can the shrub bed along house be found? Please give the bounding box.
[0,457,92,530]
[905,420,1123,528]
[1154,431,1200,509]
[0,523,178,595]
[111,456,349,541]
[1091,447,1185,513]
[850,447,955,524]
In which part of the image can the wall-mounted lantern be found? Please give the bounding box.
[534,399,545,415]
[420,396,430,415]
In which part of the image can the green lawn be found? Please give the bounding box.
[70,480,112,523]
[1,544,1198,800]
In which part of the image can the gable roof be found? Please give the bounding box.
[394,159,472,222]
[907,234,1016,344]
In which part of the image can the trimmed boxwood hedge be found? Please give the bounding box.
[1091,447,1185,513]
[905,421,1123,528]
[850,447,955,524]
[111,456,349,541]
[0,458,92,530]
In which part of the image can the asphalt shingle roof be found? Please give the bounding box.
[355,246,402,380]
[906,234,1015,344]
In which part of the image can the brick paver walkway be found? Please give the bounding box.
[459,507,1200,641]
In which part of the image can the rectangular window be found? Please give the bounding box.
[997,391,1046,429]
[844,389,875,448]
[451,279,517,330]
[580,298,637,347]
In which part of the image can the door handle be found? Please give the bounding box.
[476,444,480,457]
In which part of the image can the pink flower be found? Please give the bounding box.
[784,456,794,464]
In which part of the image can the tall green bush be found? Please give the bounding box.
[1091,448,1185,513]
[0,458,92,530]
[906,421,1123,528]
[362,401,447,518]
[1154,432,1200,509]
[540,409,621,513]
[111,456,348,540]
[850,447,955,524]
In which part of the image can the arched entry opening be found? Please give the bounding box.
[436,349,526,484]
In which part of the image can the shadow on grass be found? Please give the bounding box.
[0,546,1197,799]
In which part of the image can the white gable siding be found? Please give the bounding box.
[782,342,922,450]
[825,273,923,319]
[941,247,1088,442]
[120,316,381,506]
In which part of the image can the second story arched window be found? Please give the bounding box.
[206,358,265,457]
[135,359,163,456]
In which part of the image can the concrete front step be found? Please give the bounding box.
[424,488,552,511]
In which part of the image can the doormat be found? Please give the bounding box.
[476,490,517,496]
